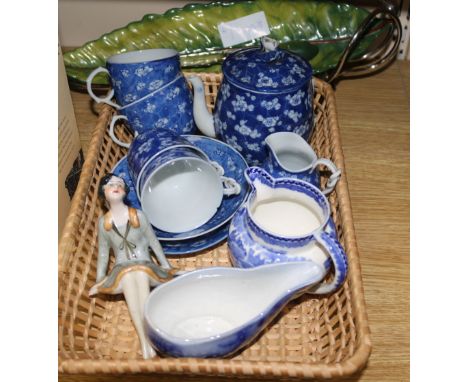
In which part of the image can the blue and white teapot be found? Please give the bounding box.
[189,37,314,166]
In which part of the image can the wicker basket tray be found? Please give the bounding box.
[58,74,371,379]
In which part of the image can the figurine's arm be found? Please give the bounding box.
[139,211,172,269]
[96,220,111,282]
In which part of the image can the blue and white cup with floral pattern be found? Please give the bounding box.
[86,49,196,145]
[108,74,196,147]
[127,129,241,233]
[86,49,183,107]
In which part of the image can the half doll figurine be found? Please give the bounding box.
[89,173,177,359]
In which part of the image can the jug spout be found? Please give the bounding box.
[245,167,276,190]
[187,75,216,138]
[265,132,317,173]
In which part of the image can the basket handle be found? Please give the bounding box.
[325,5,402,85]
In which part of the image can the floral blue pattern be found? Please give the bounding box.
[117,75,196,136]
[211,42,314,166]
[107,53,182,106]
[223,47,312,94]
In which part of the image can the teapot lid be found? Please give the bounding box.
[222,37,313,94]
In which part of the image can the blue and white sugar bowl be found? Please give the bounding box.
[228,167,348,294]
[189,36,314,166]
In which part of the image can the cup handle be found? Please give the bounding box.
[210,161,241,196]
[308,231,348,295]
[311,158,341,195]
[220,176,241,196]
[109,115,135,148]
[210,161,225,176]
[86,67,121,109]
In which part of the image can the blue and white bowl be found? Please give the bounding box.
[139,150,238,233]
[127,128,197,187]
[111,156,231,255]
[113,135,249,240]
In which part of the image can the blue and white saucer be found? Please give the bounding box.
[162,222,229,255]
[111,135,249,248]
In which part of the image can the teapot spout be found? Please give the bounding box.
[187,75,216,138]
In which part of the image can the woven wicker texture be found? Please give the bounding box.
[58,74,371,379]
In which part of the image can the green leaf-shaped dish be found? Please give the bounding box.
[64,0,388,87]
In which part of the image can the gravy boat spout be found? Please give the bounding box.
[144,261,326,358]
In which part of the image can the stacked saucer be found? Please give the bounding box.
[112,135,249,255]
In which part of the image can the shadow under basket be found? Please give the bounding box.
[58,74,371,379]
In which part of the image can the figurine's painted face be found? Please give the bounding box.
[104,176,126,204]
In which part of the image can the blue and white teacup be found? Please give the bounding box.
[108,74,196,148]
[86,49,184,107]
[127,129,241,233]
[228,167,348,294]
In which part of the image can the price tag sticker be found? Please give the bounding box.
[218,11,270,48]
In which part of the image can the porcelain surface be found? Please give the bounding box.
[144,261,326,358]
[262,131,341,194]
[140,154,228,233]
[136,146,205,196]
[112,157,230,255]
[112,135,249,241]
[116,74,196,136]
[162,222,229,255]
[228,167,348,295]
[222,43,313,94]
[127,129,197,189]
[107,49,183,106]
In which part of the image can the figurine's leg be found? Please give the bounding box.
[134,271,156,358]
[121,272,154,359]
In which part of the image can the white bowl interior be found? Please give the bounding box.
[146,263,321,341]
[140,158,223,233]
[249,186,326,237]
[107,48,178,64]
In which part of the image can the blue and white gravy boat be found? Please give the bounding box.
[228,167,348,295]
[144,261,326,358]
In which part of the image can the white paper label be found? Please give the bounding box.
[218,11,270,47]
